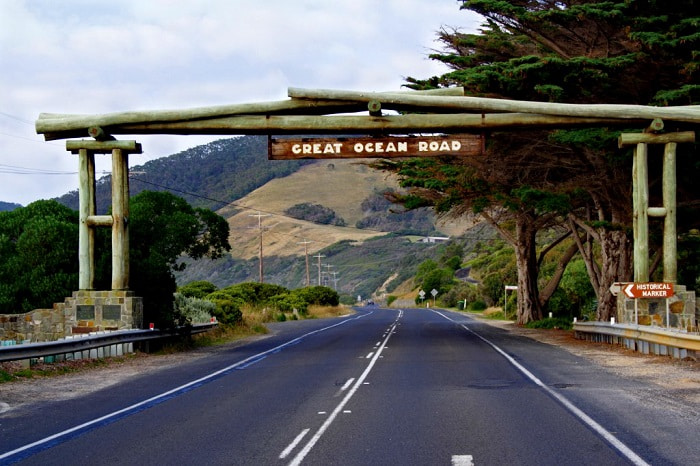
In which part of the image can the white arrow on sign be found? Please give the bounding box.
[624,283,635,299]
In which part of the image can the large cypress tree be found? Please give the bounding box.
[384,1,698,322]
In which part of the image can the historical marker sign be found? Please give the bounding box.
[623,282,674,299]
[269,134,483,160]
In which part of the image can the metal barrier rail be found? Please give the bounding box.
[573,321,700,358]
[0,323,218,363]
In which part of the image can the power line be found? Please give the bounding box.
[0,112,34,125]
[0,163,77,175]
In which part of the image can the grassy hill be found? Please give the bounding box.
[178,155,477,299]
[49,134,477,300]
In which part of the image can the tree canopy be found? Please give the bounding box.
[379,0,698,323]
[0,192,231,327]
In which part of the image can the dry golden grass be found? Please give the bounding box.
[223,160,394,259]
[221,160,476,259]
[306,304,354,319]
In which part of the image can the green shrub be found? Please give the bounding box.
[267,293,308,314]
[525,317,573,330]
[221,282,288,304]
[386,295,397,306]
[292,286,339,306]
[468,300,487,311]
[204,291,244,325]
[173,293,216,324]
[177,281,218,299]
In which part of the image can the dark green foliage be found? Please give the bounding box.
[177,280,218,299]
[524,317,573,330]
[293,286,340,306]
[392,0,699,321]
[0,200,79,313]
[468,300,487,311]
[267,293,309,314]
[285,203,346,226]
[205,294,244,325]
[220,282,289,304]
[124,191,231,328]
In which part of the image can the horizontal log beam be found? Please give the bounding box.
[288,88,700,122]
[41,113,645,141]
[618,131,696,147]
[66,140,143,153]
[86,215,114,226]
[35,88,465,138]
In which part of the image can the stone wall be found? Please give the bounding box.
[0,302,68,343]
[0,291,143,343]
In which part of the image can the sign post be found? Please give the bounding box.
[623,282,674,299]
[504,285,518,319]
[621,282,675,327]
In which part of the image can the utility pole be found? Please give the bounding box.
[313,253,325,286]
[298,239,313,287]
[249,211,270,283]
[323,264,334,288]
[331,271,339,290]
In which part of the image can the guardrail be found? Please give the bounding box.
[0,323,218,363]
[573,321,699,359]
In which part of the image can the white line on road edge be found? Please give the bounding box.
[451,454,474,466]
[0,312,372,463]
[287,315,401,466]
[433,310,650,466]
[279,429,310,459]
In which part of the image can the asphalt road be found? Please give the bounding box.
[1,307,696,465]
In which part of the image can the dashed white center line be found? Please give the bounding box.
[452,454,474,466]
[287,321,398,466]
[279,429,310,459]
[366,352,374,359]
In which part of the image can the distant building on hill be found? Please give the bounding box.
[419,236,450,243]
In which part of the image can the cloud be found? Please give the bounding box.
[0,0,480,205]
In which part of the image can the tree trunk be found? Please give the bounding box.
[596,229,632,321]
[514,217,543,324]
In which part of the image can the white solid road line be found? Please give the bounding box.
[279,429,310,459]
[0,312,372,462]
[433,310,651,466]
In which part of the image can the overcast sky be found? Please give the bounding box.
[0,1,481,206]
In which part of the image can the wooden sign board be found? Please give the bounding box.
[269,134,483,160]
[623,282,674,299]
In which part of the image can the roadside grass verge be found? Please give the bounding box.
[0,304,353,382]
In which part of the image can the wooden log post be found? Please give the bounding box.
[111,147,129,290]
[619,131,695,284]
[633,142,649,282]
[66,140,142,291]
[663,142,677,283]
[77,148,96,290]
